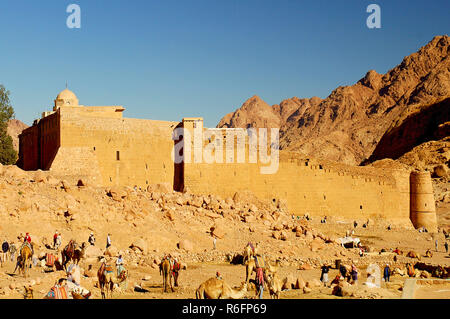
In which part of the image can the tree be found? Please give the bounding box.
[0,85,17,165]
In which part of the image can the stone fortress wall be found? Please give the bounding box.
[18,90,438,232]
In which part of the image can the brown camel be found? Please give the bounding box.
[160,258,174,292]
[15,244,32,277]
[245,257,280,284]
[195,277,248,299]
[62,241,86,270]
[97,261,128,299]
[406,251,421,260]
[265,272,287,299]
[243,243,258,264]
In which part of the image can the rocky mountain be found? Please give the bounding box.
[7,119,28,152]
[217,35,450,166]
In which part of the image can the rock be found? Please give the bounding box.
[108,187,127,201]
[178,239,193,252]
[147,183,172,193]
[33,170,46,183]
[131,238,148,254]
[84,245,103,258]
[272,232,280,240]
[294,276,306,289]
[306,279,321,288]
[282,275,295,290]
[189,197,203,208]
[303,286,312,294]
[272,223,283,231]
[433,164,448,178]
[280,231,288,241]
[165,210,175,221]
[299,263,312,270]
[244,215,256,223]
[142,275,152,281]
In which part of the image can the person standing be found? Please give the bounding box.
[320,263,330,287]
[53,231,58,249]
[9,242,16,262]
[88,232,95,246]
[351,264,358,285]
[435,239,439,252]
[383,264,390,282]
[339,264,347,281]
[24,233,31,244]
[106,234,111,249]
[213,236,217,250]
[254,254,265,299]
[445,241,448,254]
[116,254,124,277]
[56,233,62,250]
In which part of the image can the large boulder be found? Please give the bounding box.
[147,183,172,193]
[294,276,306,289]
[433,164,448,178]
[32,170,46,183]
[177,239,193,252]
[130,238,148,254]
[108,187,127,201]
[282,275,296,290]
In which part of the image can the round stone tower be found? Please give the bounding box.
[410,171,438,233]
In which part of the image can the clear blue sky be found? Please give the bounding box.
[0,0,449,127]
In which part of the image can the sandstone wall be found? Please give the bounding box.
[18,112,60,170]
[183,142,411,222]
[56,108,178,187]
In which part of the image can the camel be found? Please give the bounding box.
[15,244,33,277]
[62,241,86,270]
[245,257,280,284]
[406,251,421,260]
[160,258,174,292]
[243,243,258,264]
[195,277,248,299]
[265,272,286,299]
[97,261,128,299]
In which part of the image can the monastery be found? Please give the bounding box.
[18,89,438,232]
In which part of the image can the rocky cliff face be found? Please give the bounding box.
[217,35,450,166]
[7,119,28,152]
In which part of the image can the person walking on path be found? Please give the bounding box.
[383,264,390,283]
[320,263,330,287]
[106,234,112,249]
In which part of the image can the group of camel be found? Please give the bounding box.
[6,236,128,299]
[195,243,283,299]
